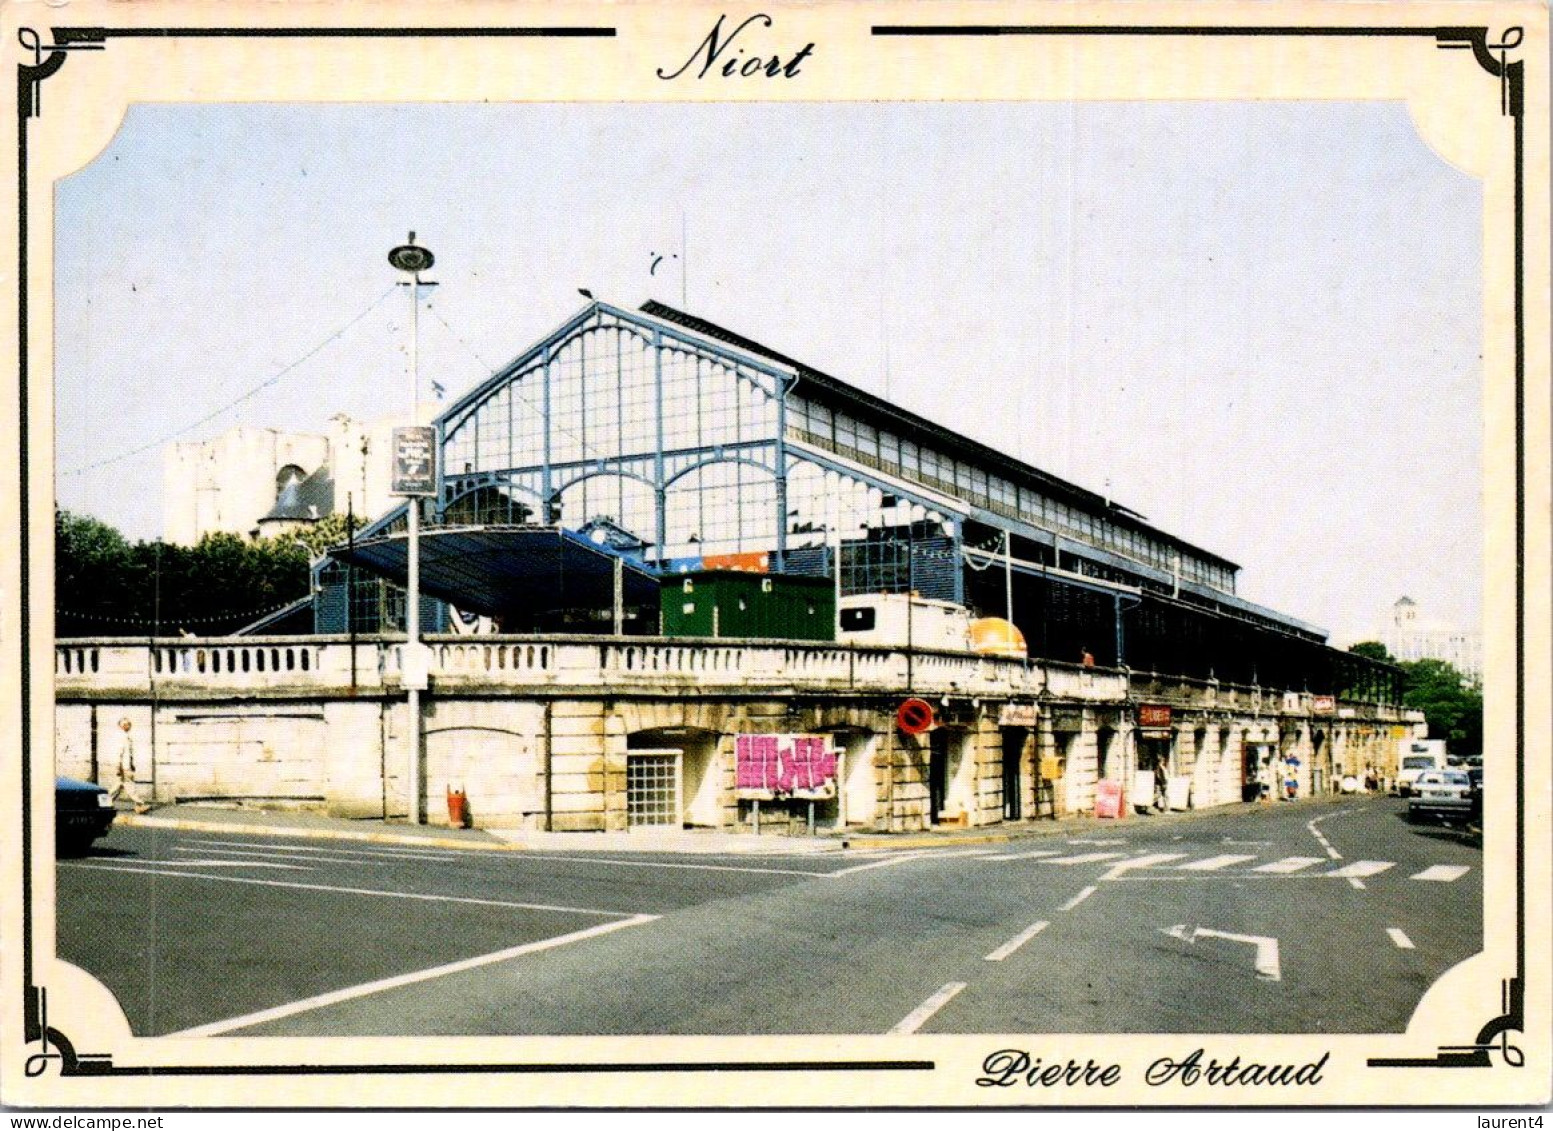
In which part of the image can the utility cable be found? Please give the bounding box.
[61,284,400,477]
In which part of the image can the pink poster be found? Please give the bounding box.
[735,734,837,799]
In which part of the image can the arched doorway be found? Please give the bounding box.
[626,727,722,828]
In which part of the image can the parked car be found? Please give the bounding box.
[1395,747,1446,796]
[55,775,115,855]
[1407,769,1473,823]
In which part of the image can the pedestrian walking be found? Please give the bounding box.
[107,718,151,814]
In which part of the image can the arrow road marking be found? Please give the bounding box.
[985,920,1049,961]
[1412,864,1471,882]
[1161,924,1282,981]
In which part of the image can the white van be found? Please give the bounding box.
[836,594,972,651]
[1395,740,1447,797]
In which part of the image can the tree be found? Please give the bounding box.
[1399,657,1483,761]
[284,512,368,560]
[1348,640,1392,662]
[55,509,136,635]
[55,510,312,638]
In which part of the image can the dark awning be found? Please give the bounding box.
[327,524,661,620]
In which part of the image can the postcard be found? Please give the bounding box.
[3,0,1548,1114]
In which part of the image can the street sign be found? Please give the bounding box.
[391,426,437,496]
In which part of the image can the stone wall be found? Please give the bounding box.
[53,637,1418,834]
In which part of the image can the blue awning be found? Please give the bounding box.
[328,524,661,621]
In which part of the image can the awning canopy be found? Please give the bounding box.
[328,524,661,621]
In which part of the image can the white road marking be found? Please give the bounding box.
[189,838,464,863]
[1327,860,1394,879]
[151,859,312,871]
[985,921,1049,962]
[890,983,967,1034]
[1059,885,1098,911]
[165,913,660,1038]
[1161,924,1281,981]
[1254,856,1325,874]
[1177,854,1258,871]
[61,862,643,918]
[1306,813,1346,860]
[1412,864,1471,882]
[1100,853,1187,880]
[501,854,834,878]
[1047,852,1127,865]
[983,849,1064,861]
[1387,928,1415,949]
[827,852,933,877]
[1068,838,1127,846]
[936,849,1002,857]
[1222,839,1272,846]
[189,837,831,877]
[174,846,385,866]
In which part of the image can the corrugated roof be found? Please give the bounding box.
[638,300,1239,574]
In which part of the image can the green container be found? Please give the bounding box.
[660,571,835,642]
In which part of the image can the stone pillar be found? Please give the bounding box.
[548,699,609,832]
[603,712,629,831]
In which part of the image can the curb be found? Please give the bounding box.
[116,813,523,853]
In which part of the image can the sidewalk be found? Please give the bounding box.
[112,795,1335,856]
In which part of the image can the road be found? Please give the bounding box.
[55,795,1481,1037]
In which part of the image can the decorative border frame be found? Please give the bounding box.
[10,12,1530,1095]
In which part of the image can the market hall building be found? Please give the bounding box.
[57,300,1412,833]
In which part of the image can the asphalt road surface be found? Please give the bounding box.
[56,796,1481,1037]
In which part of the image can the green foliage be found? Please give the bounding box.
[284,511,368,560]
[56,509,312,637]
[1399,657,1483,761]
[1347,640,1391,661]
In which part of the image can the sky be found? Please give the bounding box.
[52,101,1484,644]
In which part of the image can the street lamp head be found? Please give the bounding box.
[388,232,435,277]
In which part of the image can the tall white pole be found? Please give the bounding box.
[406,271,422,824]
[388,234,434,826]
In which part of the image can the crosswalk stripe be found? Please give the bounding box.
[1327,860,1394,878]
[1114,852,1189,869]
[1254,856,1325,873]
[1048,852,1128,865]
[1178,854,1258,871]
[1411,864,1470,882]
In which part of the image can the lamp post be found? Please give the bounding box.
[388,233,437,823]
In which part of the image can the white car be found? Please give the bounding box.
[1407,770,1473,823]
